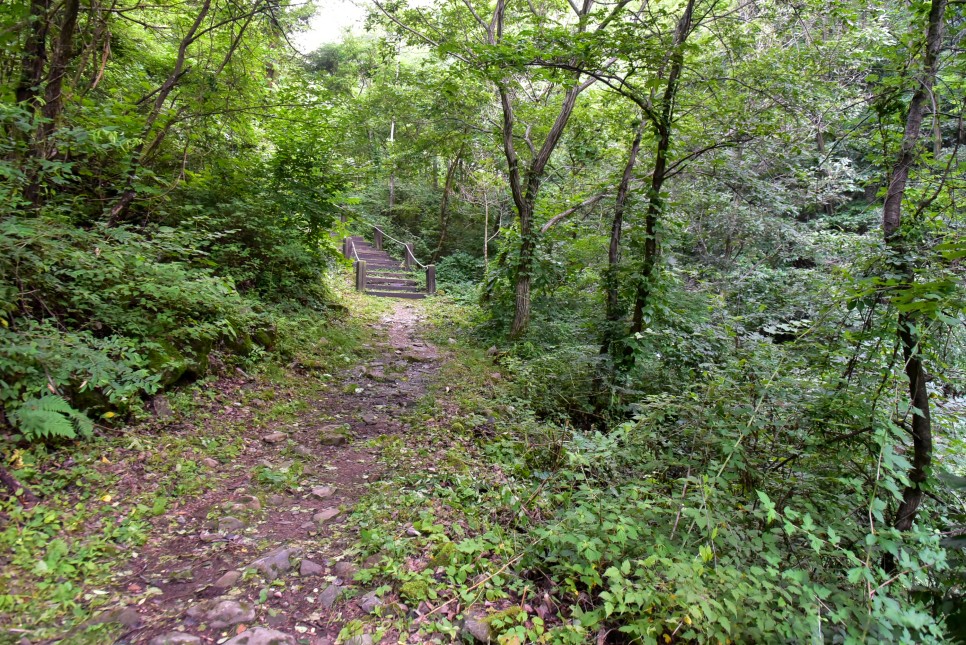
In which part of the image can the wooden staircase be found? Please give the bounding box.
[344,234,435,300]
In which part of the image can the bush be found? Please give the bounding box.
[0,215,270,440]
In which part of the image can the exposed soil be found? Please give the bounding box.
[102,301,440,644]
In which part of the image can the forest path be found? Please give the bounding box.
[114,300,440,645]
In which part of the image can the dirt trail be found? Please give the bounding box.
[115,301,439,645]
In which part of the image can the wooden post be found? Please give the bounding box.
[343,237,350,259]
[426,265,436,295]
[375,228,383,251]
[355,260,367,292]
[404,243,414,270]
[340,212,347,224]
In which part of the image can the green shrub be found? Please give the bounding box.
[0,215,271,440]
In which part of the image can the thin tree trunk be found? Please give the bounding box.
[880,0,946,570]
[109,0,212,223]
[22,0,80,205]
[490,0,594,339]
[16,0,50,109]
[15,0,50,206]
[601,118,646,355]
[630,0,695,334]
[434,145,464,260]
[510,200,536,338]
[483,191,489,271]
[388,172,395,216]
[39,0,80,140]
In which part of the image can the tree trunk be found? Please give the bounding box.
[630,0,695,334]
[510,200,536,338]
[879,0,946,570]
[489,0,591,338]
[20,0,81,206]
[505,84,583,338]
[601,118,646,355]
[108,0,212,223]
[434,144,464,261]
[16,0,50,109]
[39,0,80,141]
[388,172,395,216]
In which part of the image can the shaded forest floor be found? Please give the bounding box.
[2,282,514,645]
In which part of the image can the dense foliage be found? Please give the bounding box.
[333,0,965,640]
[1,0,964,641]
[1,0,346,441]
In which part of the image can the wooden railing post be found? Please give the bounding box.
[343,237,350,259]
[426,265,436,295]
[374,227,383,251]
[355,260,367,292]
[340,212,347,224]
[404,243,414,270]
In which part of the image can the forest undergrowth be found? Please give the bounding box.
[2,0,965,641]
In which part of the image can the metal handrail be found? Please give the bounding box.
[354,220,427,269]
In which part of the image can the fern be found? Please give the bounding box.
[8,395,94,442]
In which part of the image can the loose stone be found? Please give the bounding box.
[299,559,324,576]
[358,590,384,614]
[186,599,255,630]
[344,636,373,645]
[319,583,341,609]
[333,560,358,581]
[149,633,202,645]
[213,570,242,588]
[313,508,340,524]
[461,610,492,643]
[248,547,301,582]
[218,516,246,533]
[222,627,296,645]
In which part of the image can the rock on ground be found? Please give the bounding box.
[213,570,242,588]
[222,627,296,645]
[319,583,341,609]
[313,508,340,524]
[249,547,301,582]
[462,610,492,643]
[218,516,246,532]
[358,590,383,614]
[334,560,357,580]
[91,607,141,628]
[319,433,347,446]
[149,633,202,645]
[186,599,255,629]
[344,635,373,645]
[299,559,324,576]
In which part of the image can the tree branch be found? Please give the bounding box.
[541,191,612,232]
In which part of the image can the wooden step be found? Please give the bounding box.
[368,272,413,279]
[367,283,422,292]
[368,278,418,286]
[366,291,426,299]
